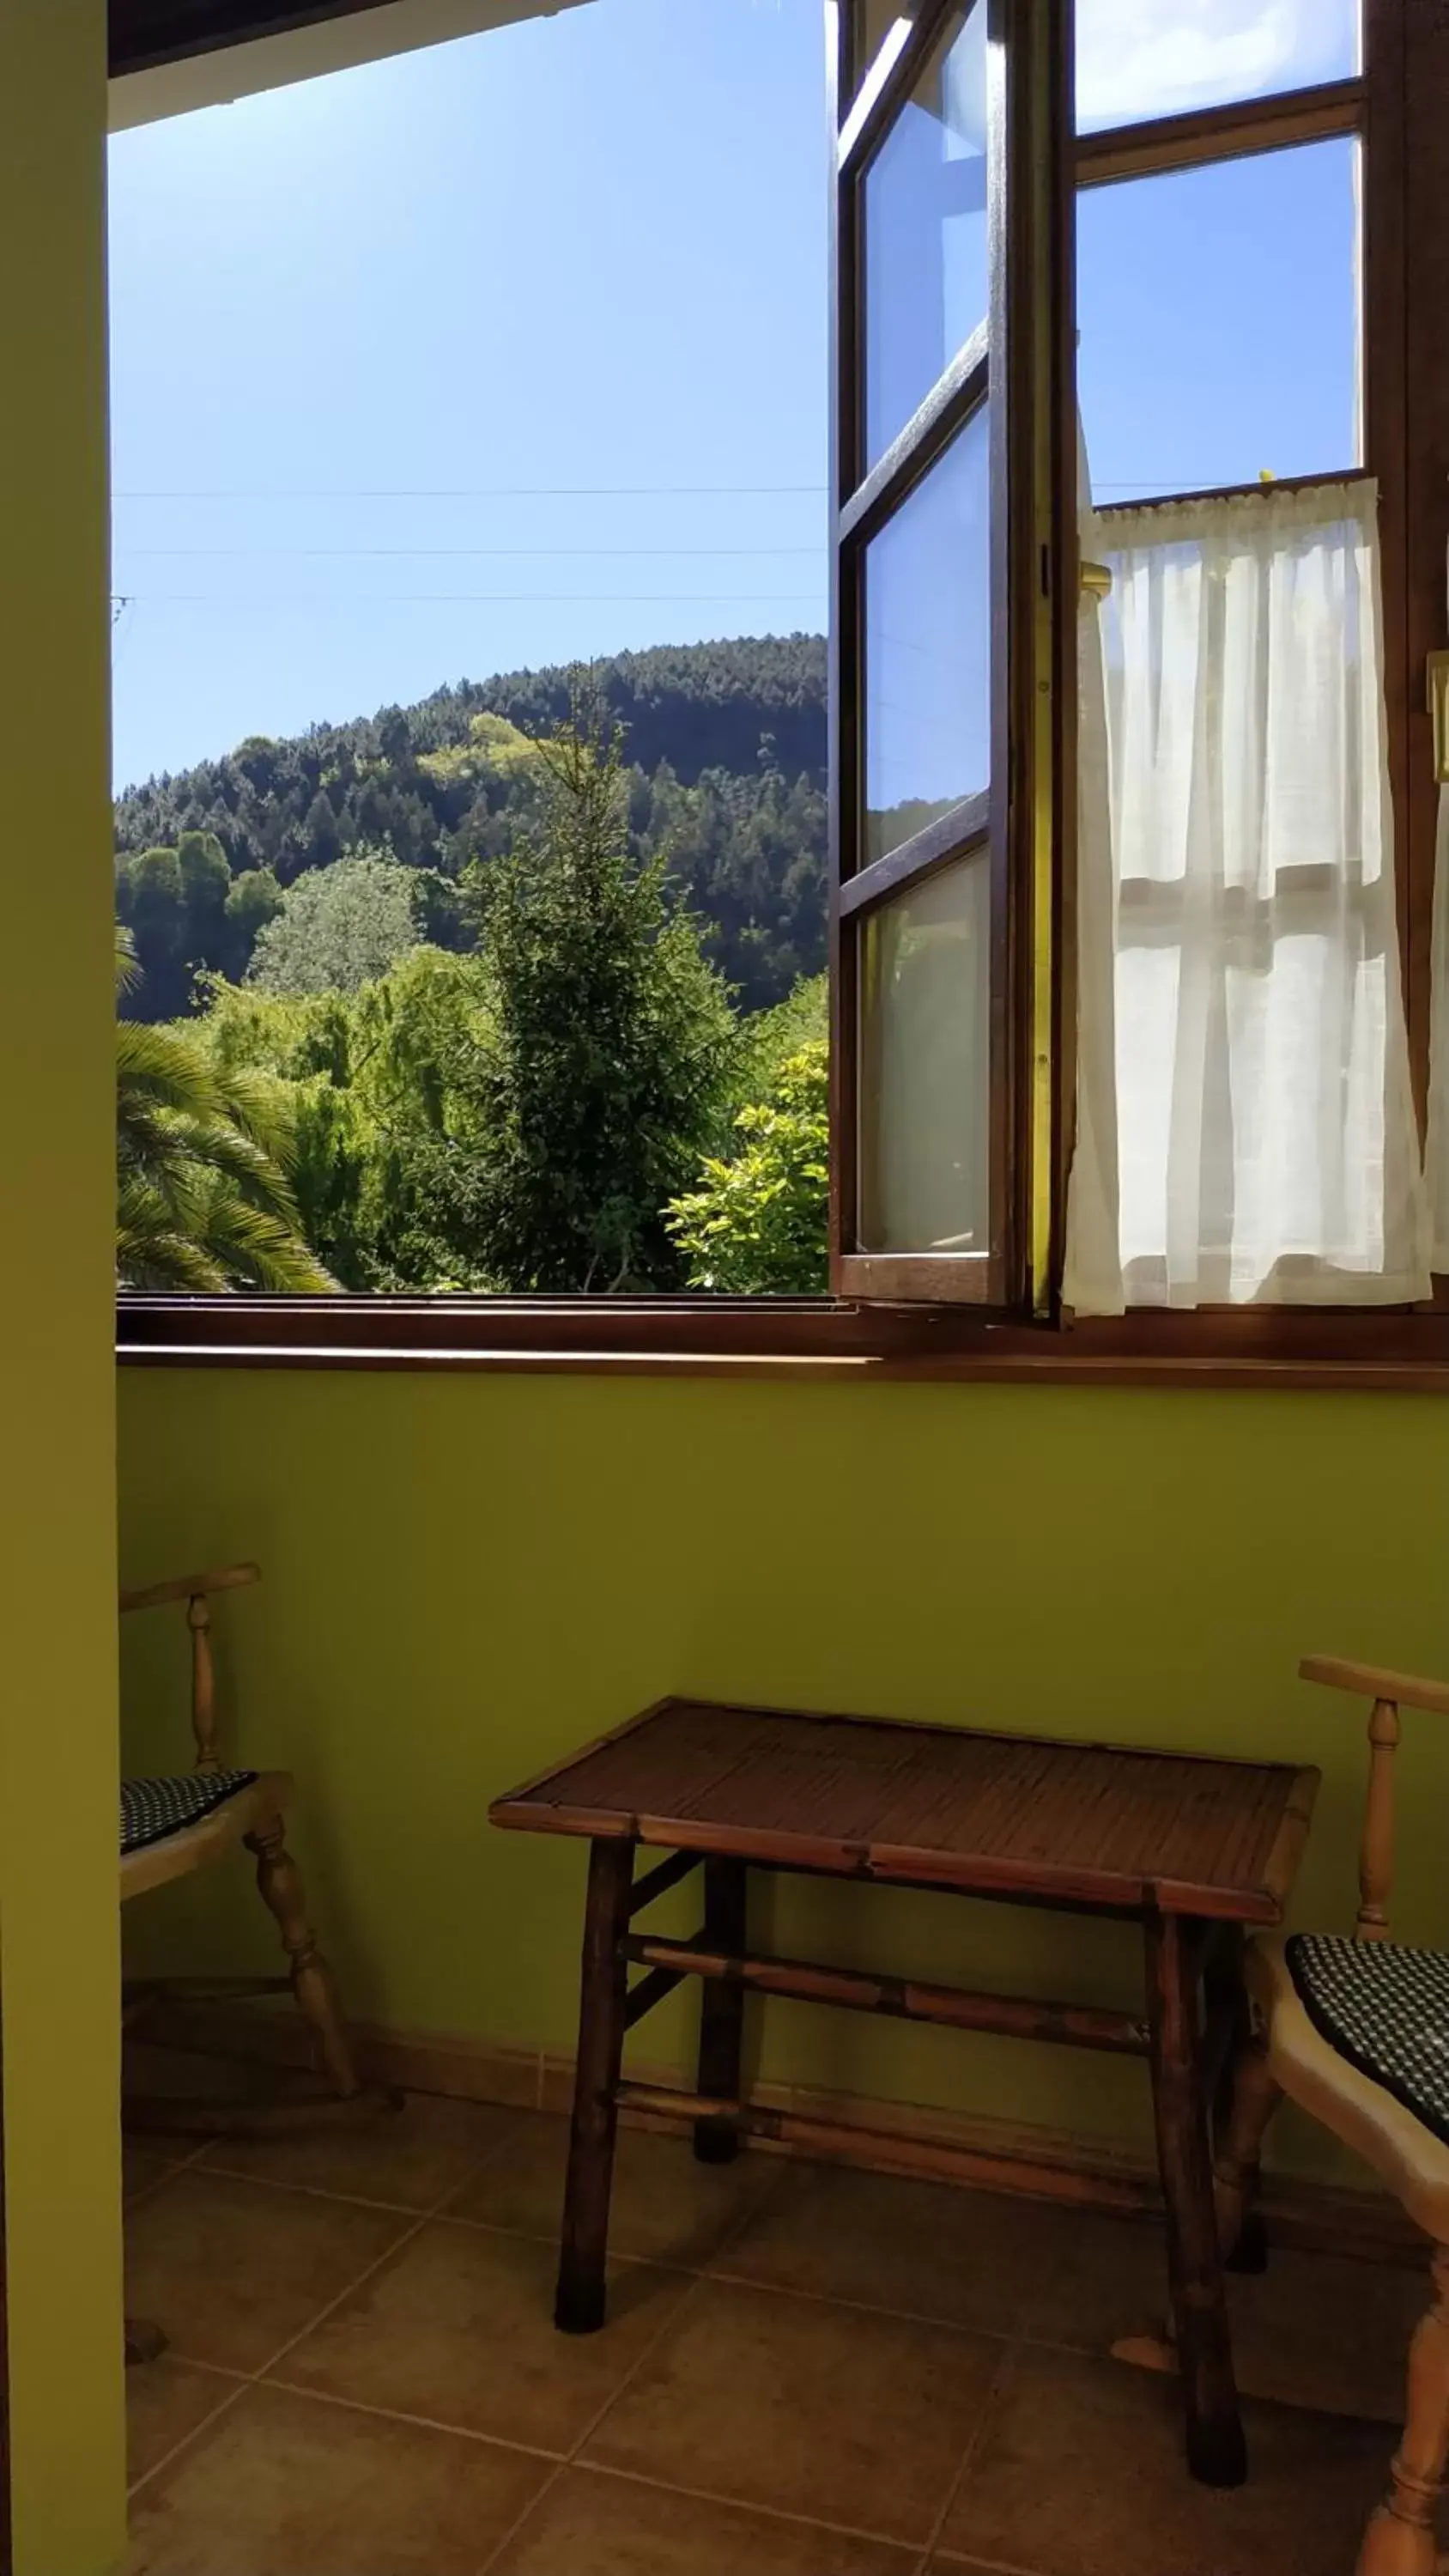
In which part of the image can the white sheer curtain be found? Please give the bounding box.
[1065,477,1430,1314]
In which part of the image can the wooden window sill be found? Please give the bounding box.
[115,1296,1449,1391]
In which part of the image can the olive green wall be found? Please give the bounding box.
[0,3,127,2567]
[119,1370,1446,2184]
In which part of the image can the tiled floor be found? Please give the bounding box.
[124,2089,1427,2575]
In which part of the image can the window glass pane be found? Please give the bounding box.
[863,2,987,469]
[863,403,991,867]
[1078,140,1360,503]
[1076,0,1359,134]
[859,853,990,1253]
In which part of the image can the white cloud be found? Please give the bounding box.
[1076,0,1355,130]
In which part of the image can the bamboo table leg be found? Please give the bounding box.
[694,1858,747,2166]
[1204,1924,1269,2276]
[1145,1911,1247,2489]
[555,1837,634,2335]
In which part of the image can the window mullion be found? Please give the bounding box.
[1074,77,1364,190]
[838,793,990,921]
[840,335,989,546]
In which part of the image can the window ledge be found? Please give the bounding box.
[115,1296,1449,1392]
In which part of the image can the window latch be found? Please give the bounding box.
[1428,651,1449,784]
[1080,560,1112,600]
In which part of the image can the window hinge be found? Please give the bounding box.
[1080,560,1112,600]
[1428,650,1449,784]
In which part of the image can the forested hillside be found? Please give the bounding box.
[115,634,828,1021]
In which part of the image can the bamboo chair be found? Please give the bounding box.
[1216,1656,1449,2576]
[121,1562,363,2123]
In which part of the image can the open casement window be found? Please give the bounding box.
[1067,0,1446,1318]
[829,0,1076,1310]
[830,0,1449,1334]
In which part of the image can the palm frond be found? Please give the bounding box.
[115,923,142,1001]
[148,1112,304,1223]
[117,1176,231,1291]
[210,1062,301,1166]
[178,1167,336,1291]
[117,1020,226,1120]
[117,1000,333,1292]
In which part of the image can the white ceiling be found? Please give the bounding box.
[109,0,594,131]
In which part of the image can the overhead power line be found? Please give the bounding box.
[122,591,828,607]
[115,545,824,561]
[112,482,829,501]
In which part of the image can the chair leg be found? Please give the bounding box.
[244,1815,362,2101]
[1213,2020,1282,2275]
[1357,2245,1449,2576]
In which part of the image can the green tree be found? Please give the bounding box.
[116,932,333,1291]
[190,948,498,1290]
[115,844,188,1018]
[115,634,829,1020]
[302,788,342,871]
[247,849,421,996]
[177,828,231,957]
[733,970,827,1101]
[667,1038,828,1292]
[222,866,285,975]
[459,701,737,1291]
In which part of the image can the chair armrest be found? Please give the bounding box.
[119,1563,261,1616]
[1300,1656,1449,1716]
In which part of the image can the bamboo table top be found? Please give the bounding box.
[490,1698,1319,1924]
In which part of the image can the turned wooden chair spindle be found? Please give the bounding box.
[187,1589,221,1777]
[121,1562,367,2127]
[1357,1686,1404,1942]
[1216,1656,1449,2576]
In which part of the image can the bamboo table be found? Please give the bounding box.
[490,1698,1319,2488]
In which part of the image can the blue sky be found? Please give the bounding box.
[109,0,831,786]
[108,0,1361,792]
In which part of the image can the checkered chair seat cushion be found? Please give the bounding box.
[1286,1931,1449,2147]
[121,1771,260,1856]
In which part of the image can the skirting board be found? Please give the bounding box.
[126,1988,1427,2271]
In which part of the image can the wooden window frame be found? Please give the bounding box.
[1068,0,1446,1309]
[829,0,1070,1315]
[830,6,1001,1311]
[114,0,1449,1386]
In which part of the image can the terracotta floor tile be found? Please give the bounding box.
[1016,2203,1168,2352]
[1222,2245,1426,2425]
[201,2092,523,2211]
[126,2357,243,2489]
[717,2163,1080,2334]
[126,2382,549,2575]
[451,2113,777,2266]
[124,2039,317,2110]
[124,2042,239,2102]
[124,2144,183,2205]
[582,2276,999,2547]
[489,2465,919,2573]
[124,2171,410,2374]
[268,2218,688,2454]
[1016,2199,1426,2424]
[939,2343,1392,2576]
